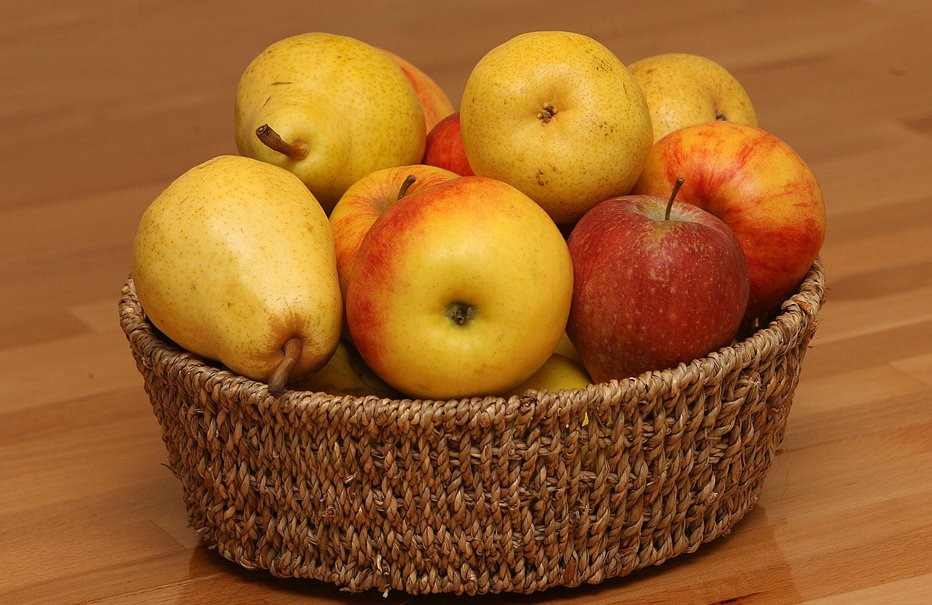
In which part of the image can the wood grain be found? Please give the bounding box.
[2,1,930,603]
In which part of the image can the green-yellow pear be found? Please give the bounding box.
[234,32,426,212]
[460,31,653,225]
[629,52,758,142]
[132,155,342,394]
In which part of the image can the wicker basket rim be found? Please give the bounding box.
[119,257,824,423]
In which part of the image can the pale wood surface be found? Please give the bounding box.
[2,1,931,603]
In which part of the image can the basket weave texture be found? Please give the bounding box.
[119,258,824,595]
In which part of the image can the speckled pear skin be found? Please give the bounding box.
[459,31,653,225]
[131,155,342,384]
[234,33,426,212]
[629,52,758,142]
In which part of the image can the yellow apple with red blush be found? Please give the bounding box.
[345,176,574,400]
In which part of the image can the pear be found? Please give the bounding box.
[291,339,400,398]
[460,31,653,225]
[132,155,342,394]
[628,53,758,142]
[234,32,426,213]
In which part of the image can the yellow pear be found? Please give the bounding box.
[234,32,426,212]
[628,52,758,142]
[460,31,653,225]
[292,340,400,398]
[132,155,342,394]
[554,331,581,362]
[504,354,593,396]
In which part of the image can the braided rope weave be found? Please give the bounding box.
[119,258,823,595]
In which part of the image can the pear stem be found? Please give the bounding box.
[664,177,686,221]
[397,174,417,200]
[268,337,303,396]
[256,124,308,160]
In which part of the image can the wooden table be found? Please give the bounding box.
[3,1,930,603]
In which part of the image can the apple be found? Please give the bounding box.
[460,31,653,224]
[629,52,758,142]
[632,121,825,320]
[423,112,475,176]
[567,180,750,382]
[383,49,455,133]
[329,164,459,299]
[345,176,574,400]
[503,353,592,396]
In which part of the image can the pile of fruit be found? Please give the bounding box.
[131,31,825,401]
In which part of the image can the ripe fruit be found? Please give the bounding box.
[423,112,475,177]
[383,49,456,133]
[632,121,825,319]
[629,52,758,142]
[346,176,573,399]
[329,164,459,299]
[132,155,342,394]
[460,30,653,225]
[234,32,426,212]
[567,180,750,382]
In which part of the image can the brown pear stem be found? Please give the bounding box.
[664,177,686,221]
[268,337,303,396]
[397,174,417,200]
[256,124,309,160]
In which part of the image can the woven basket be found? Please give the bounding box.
[119,257,824,595]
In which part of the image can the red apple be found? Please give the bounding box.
[567,182,750,382]
[423,112,475,176]
[632,121,825,320]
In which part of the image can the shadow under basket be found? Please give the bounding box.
[119,258,824,596]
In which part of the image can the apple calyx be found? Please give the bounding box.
[256,124,309,160]
[664,177,686,221]
[537,103,557,123]
[397,174,417,200]
[268,336,303,396]
[446,301,477,326]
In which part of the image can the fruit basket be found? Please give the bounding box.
[119,257,824,595]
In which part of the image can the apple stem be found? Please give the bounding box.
[664,177,686,221]
[256,124,309,160]
[397,174,417,200]
[268,337,303,396]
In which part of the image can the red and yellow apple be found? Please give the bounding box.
[423,112,475,177]
[329,164,459,298]
[345,176,574,399]
[567,188,750,382]
[632,121,825,319]
[383,50,455,133]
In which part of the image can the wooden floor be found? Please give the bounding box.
[2,1,931,603]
